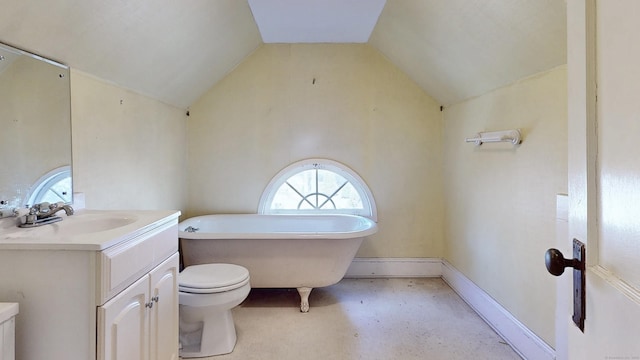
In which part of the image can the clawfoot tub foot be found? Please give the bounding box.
[297,287,313,313]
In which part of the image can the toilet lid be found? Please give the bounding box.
[179,264,250,294]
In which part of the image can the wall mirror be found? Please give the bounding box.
[0,42,72,212]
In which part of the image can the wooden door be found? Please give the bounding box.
[564,0,640,358]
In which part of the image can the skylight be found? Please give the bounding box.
[248,0,387,43]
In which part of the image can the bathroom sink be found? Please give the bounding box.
[51,213,138,235]
[0,211,138,240]
[0,209,179,250]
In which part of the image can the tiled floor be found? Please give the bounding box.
[184,278,521,360]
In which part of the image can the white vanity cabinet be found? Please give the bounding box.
[97,253,179,360]
[0,210,180,360]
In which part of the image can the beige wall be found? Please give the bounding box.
[70,70,187,211]
[186,44,444,258]
[443,66,568,347]
[64,42,566,347]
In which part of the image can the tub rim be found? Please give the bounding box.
[178,213,378,240]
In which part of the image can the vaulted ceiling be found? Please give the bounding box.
[0,0,566,109]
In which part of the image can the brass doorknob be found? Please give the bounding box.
[545,248,581,276]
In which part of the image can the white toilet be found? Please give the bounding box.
[178,263,250,358]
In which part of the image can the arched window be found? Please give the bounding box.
[259,159,377,221]
[26,166,72,206]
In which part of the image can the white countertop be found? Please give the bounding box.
[0,209,180,251]
[0,302,19,324]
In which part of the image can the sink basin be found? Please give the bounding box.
[51,213,138,235]
[0,211,138,240]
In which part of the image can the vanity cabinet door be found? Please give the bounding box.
[149,253,179,360]
[98,275,150,360]
[1,317,16,360]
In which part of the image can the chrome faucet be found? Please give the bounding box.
[34,202,74,218]
[18,202,74,228]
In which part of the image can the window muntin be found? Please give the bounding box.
[259,159,377,221]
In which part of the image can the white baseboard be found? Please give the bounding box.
[441,260,555,360]
[345,257,555,360]
[345,257,442,278]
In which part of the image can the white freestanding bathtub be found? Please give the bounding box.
[178,214,378,312]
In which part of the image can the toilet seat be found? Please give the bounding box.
[179,264,250,294]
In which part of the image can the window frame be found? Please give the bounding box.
[258,159,377,221]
